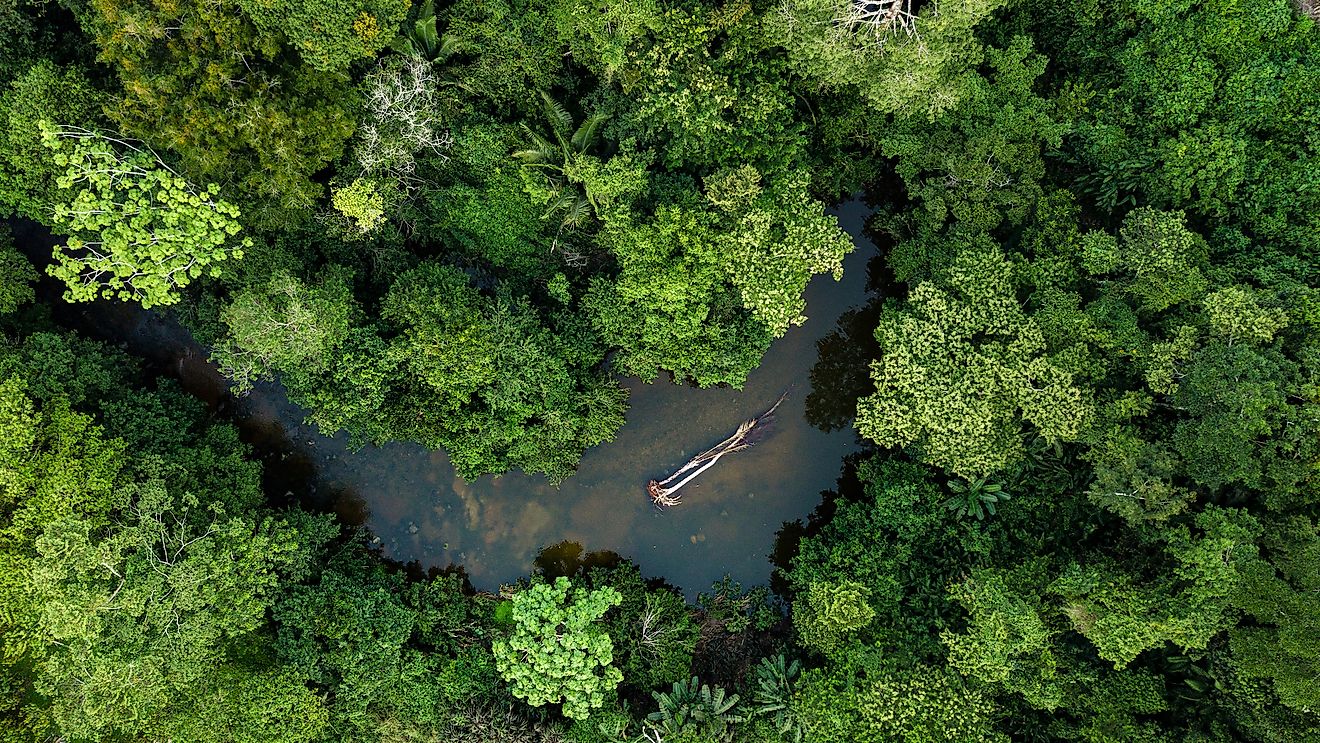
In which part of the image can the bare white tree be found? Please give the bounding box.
[839,0,922,39]
[354,57,452,186]
[778,0,924,48]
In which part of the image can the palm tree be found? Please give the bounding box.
[390,0,464,63]
[943,477,1012,520]
[513,91,610,230]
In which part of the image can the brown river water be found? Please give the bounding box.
[22,198,884,594]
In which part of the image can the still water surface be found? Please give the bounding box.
[39,199,883,594]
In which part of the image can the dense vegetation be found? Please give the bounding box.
[1,0,1317,740]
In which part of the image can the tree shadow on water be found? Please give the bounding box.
[533,540,624,581]
[804,298,884,433]
[768,451,870,597]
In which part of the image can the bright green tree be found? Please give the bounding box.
[793,581,875,657]
[26,483,331,742]
[856,239,1091,476]
[493,577,622,720]
[40,125,250,308]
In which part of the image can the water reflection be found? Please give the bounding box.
[533,541,624,581]
[804,280,885,433]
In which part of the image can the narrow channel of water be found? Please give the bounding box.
[16,199,884,594]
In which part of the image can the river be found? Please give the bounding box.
[18,198,885,595]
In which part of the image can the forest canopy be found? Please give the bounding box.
[0,0,1318,740]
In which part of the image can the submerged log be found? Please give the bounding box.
[648,392,788,508]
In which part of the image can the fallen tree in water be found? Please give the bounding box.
[648,392,788,508]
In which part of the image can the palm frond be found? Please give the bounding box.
[417,23,440,58]
[560,196,592,228]
[539,91,574,134]
[436,33,465,62]
[541,189,579,221]
[388,34,416,56]
[512,124,557,165]
[570,112,609,153]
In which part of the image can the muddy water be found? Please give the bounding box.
[25,199,884,594]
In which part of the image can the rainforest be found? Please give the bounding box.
[1,0,1318,740]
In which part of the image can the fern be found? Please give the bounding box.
[646,677,743,742]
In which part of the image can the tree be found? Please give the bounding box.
[587,563,698,695]
[1229,516,1320,714]
[330,178,388,234]
[212,269,356,392]
[942,570,1062,710]
[513,91,613,231]
[873,36,1067,238]
[381,262,501,416]
[27,484,332,742]
[793,581,875,657]
[856,238,1091,477]
[40,125,250,307]
[712,168,853,336]
[1084,208,1209,313]
[774,0,1009,118]
[585,203,775,387]
[785,457,965,660]
[795,662,1008,742]
[0,227,35,314]
[235,0,408,73]
[273,549,455,740]
[750,656,804,743]
[1052,507,1261,667]
[1057,0,1320,258]
[347,55,453,206]
[492,577,622,720]
[0,61,103,220]
[0,337,338,742]
[87,0,356,215]
[586,169,850,388]
[378,262,627,480]
[547,0,661,81]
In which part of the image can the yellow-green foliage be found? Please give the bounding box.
[40,126,250,308]
[493,577,623,720]
[857,240,1091,476]
[331,178,387,234]
[793,580,875,656]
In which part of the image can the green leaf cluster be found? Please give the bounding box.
[492,577,623,720]
[40,126,250,308]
